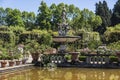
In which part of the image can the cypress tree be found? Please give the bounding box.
[95,1,112,34]
[111,0,120,26]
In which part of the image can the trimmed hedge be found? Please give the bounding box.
[79,56,86,61]
[109,56,118,62]
[0,31,15,42]
[19,30,52,45]
[105,31,120,43]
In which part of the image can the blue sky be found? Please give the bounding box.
[0,0,117,14]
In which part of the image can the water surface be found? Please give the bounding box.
[0,67,120,80]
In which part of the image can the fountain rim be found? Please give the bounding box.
[53,36,81,43]
[53,36,81,38]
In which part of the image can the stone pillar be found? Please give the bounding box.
[89,57,91,64]
[86,56,91,64]
[86,57,89,64]
[105,56,109,64]
[97,56,99,64]
[93,57,95,64]
[90,57,93,64]
[101,57,103,65]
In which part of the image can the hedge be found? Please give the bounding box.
[105,31,120,43]
[0,31,15,42]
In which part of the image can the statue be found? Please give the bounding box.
[58,7,70,36]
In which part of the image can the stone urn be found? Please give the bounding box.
[1,61,7,68]
[31,53,40,63]
[116,51,120,63]
[9,61,15,67]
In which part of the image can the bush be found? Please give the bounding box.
[88,40,102,49]
[104,24,120,44]
[0,31,15,43]
[109,56,118,62]
[107,40,120,50]
[79,56,86,61]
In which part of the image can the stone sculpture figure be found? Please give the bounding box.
[58,7,70,36]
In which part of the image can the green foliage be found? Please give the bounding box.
[72,9,102,32]
[24,38,51,54]
[22,11,36,30]
[19,29,52,46]
[107,40,120,50]
[64,54,72,60]
[0,7,6,26]
[9,26,25,36]
[109,56,118,62]
[77,29,101,41]
[79,56,86,61]
[88,40,102,49]
[95,1,112,34]
[0,26,9,31]
[40,33,52,45]
[0,31,15,43]
[24,40,41,53]
[104,24,120,43]
[6,9,24,27]
[36,1,52,30]
[0,48,9,60]
[14,53,22,60]
[111,0,120,25]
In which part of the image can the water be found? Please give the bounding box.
[0,67,120,80]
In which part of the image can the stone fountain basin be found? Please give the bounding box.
[53,36,80,42]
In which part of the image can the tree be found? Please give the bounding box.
[111,0,120,26]
[6,9,24,27]
[0,7,6,26]
[50,3,81,31]
[68,4,80,20]
[36,1,52,30]
[72,9,102,31]
[50,3,65,31]
[22,11,29,27]
[95,1,112,34]
[22,11,36,30]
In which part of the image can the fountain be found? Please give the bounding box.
[37,7,81,67]
[53,7,80,53]
[47,7,81,66]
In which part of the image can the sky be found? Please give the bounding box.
[0,0,118,14]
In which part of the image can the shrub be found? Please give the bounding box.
[107,40,120,50]
[104,24,120,44]
[109,56,118,62]
[79,56,86,61]
[0,31,14,42]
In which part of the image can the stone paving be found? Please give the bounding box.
[0,64,34,74]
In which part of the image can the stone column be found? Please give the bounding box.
[101,57,104,65]
[86,56,91,64]
[97,56,99,64]
[89,57,91,64]
[93,57,95,64]
[105,56,109,64]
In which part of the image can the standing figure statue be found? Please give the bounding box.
[62,7,67,23]
[58,7,70,36]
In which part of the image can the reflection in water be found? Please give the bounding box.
[0,68,120,80]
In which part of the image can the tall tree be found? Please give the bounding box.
[22,11,36,30]
[6,9,24,27]
[95,1,112,34]
[22,11,29,28]
[36,1,52,30]
[50,3,57,30]
[50,3,81,31]
[72,9,102,31]
[50,3,65,31]
[0,7,6,26]
[111,0,120,26]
